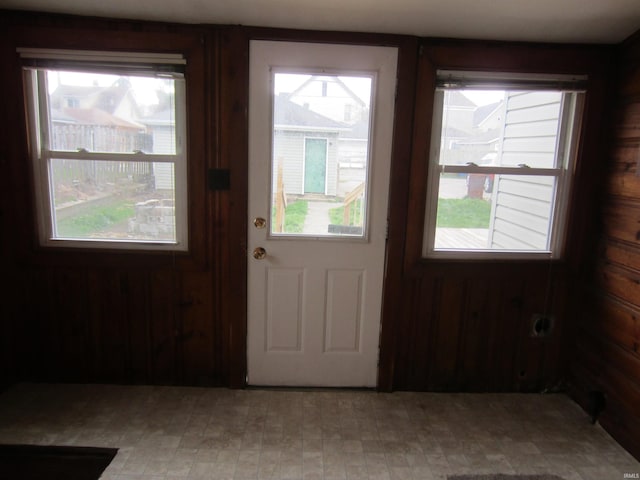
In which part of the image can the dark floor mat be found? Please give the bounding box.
[0,444,117,480]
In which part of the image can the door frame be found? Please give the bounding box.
[220,27,419,390]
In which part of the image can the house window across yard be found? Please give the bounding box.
[20,49,188,250]
[423,70,586,259]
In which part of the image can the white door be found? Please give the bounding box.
[248,40,397,387]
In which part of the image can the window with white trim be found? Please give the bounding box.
[423,71,586,259]
[21,49,188,251]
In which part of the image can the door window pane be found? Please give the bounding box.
[271,73,372,237]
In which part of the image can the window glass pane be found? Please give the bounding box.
[271,73,372,237]
[434,174,555,251]
[50,158,177,242]
[46,70,178,154]
[439,89,561,169]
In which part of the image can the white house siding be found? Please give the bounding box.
[150,126,175,190]
[337,137,367,197]
[499,91,561,168]
[490,175,555,250]
[273,129,339,197]
[489,91,562,250]
[153,163,175,190]
[338,138,367,166]
[324,135,338,196]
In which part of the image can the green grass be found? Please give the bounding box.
[436,198,491,228]
[329,199,362,226]
[284,201,308,233]
[56,202,135,237]
[272,200,309,233]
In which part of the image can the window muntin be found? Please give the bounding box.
[423,73,585,258]
[23,53,188,251]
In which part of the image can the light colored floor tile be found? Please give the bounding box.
[0,384,638,480]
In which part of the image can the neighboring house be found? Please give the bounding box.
[452,128,502,165]
[139,107,176,190]
[456,100,505,163]
[277,75,373,198]
[273,94,348,197]
[49,79,147,154]
[474,100,504,132]
[439,125,477,165]
[48,78,185,193]
[285,75,368,126]
[442,97,507,166]
[442,90,477,132]
[50,107,146,153]
[51,78,139,118]
[440,91,489,165]
[336,116,369,196]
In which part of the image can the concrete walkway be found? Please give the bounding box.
[302,201,335,235]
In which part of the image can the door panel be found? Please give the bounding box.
[248,40,398,386]
[324,269,364,352]
[266,268,304,351]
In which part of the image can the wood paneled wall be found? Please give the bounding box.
[377,39,613,394]
[387,264,570,392]
[568,31,640,460]
[0,13,247,389]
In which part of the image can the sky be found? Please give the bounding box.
[274,74,504,107]
[274,73,372,105]
[461,90,505,106]
[50,69,502,109]
[47,70,172,106]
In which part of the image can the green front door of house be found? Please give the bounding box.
[304,138,327,194]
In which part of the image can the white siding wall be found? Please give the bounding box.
[499,91,561,168]
[151,126,175,190]
[337,138,367,197]
[337,138,367,166]
[325,136,338,196]
[489,91,562,250]
[273,130,304,195]
[273,129,339,197]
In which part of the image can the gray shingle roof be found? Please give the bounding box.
[273,95,347,130]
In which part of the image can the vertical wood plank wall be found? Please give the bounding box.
[388,264,569,393]
[0,14,245,389]
[568,32,640,460]
[379,40,612,397]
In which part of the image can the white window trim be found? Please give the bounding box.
[423,73,585,260]
[22,50,189,252]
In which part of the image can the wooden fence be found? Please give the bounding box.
[51,159,152,186]
[51,124,150,153]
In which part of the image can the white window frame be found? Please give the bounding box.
[423,71,586,259]
[20,49,189,251]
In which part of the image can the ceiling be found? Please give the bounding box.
[3,0,640,44]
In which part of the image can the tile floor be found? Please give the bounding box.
[0,383,638,480]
